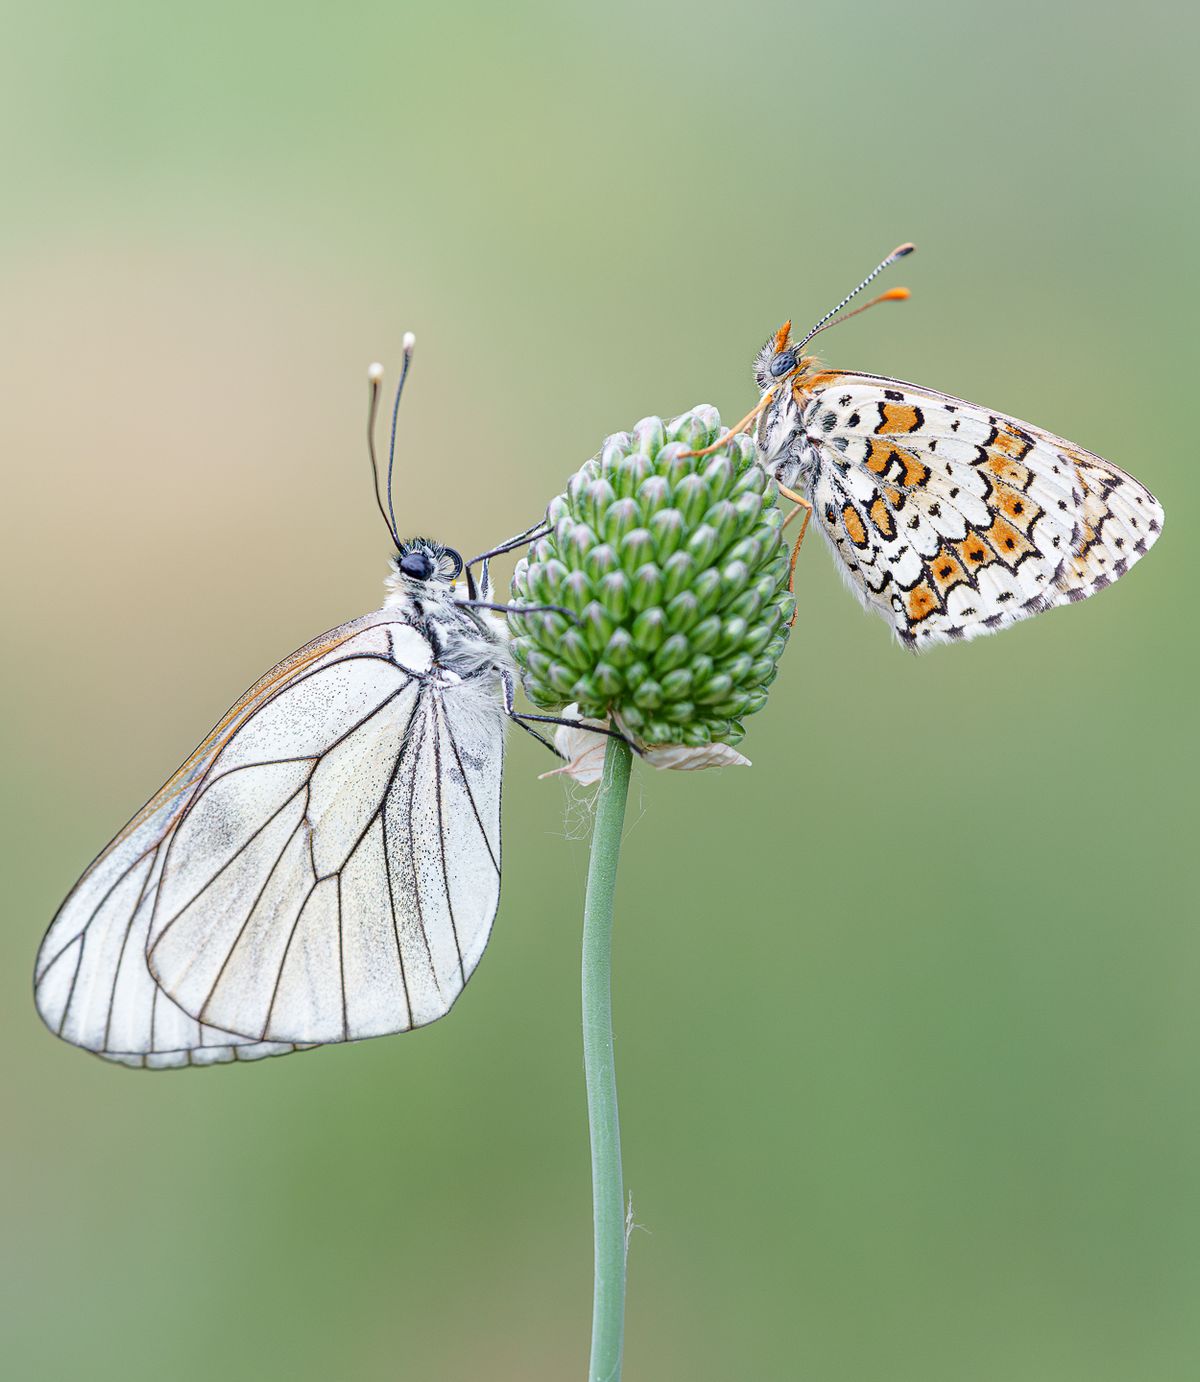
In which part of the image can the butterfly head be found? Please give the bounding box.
[754,321,801,391]
[755,245,915,393]
[392,537,464,587]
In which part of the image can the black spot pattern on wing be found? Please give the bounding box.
[758,370,1163,649]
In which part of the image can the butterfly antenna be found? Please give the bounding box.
[366,362,399,547]
[806,286,911,340]
[385,331,416,549]
[794,243,915,352]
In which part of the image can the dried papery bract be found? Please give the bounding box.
[541,706,752,784]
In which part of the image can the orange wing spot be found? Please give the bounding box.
[905,581,939,623]
[842,504,869,548]
[957,535,998,571]
[992,430,1031,459]
[865,439,895,475]
[897,450,931,487]
[929,546,970,597]
[877,402,923,434]
[883,485,904,508]
[868,497,895,539]
[986,515,1035,565]
[986,455,1031,490]
[864,439,928,487]
[993,487,1041,534]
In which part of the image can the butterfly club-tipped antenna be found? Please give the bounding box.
[368,341,550,607]
[365,360,398,547]
[365,332,418,551]
[793,242,915,352]
[386,332,417,548]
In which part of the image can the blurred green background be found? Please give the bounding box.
[3,2,1197,1379]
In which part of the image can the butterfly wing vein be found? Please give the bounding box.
[34,612,504,1066]
[772,372,1163,647]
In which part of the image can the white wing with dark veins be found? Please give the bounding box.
[35,607,505,1066]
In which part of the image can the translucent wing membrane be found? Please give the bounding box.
[34,610,505,1066]
[777,372,1163,648]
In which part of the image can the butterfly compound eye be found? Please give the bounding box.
[769,350,797,378]
[399,550,435,580]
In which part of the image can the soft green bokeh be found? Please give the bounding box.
[2,3,1197,1379]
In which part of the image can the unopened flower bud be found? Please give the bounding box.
[510,408,793,747]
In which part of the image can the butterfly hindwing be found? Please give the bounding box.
[145,622,505,1046]
[778,371,1162,648]
[33,617,387,1066]
[35,607,505,1066]
[1064,448,1162,599]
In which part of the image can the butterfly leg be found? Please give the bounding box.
[510,716,563,756]
[467,520,549,567]
[515,712,640,751]
[498,667,565,756]
[462,521,550,600]
[777,482,812,629]
[499,667,640,758]
[679,390,775,458]
[460,598,577,619]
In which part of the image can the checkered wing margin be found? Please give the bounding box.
[793,373,1162,648]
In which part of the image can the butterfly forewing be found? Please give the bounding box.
[770,370,1163,647]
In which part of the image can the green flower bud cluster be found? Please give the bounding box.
[509,407,793,747]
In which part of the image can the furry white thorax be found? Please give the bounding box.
[381,568,513,682]
[756,387,820,493]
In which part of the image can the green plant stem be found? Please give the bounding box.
[582,735,633,1382]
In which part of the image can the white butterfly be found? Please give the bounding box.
[33,342,572,1068]
[744,246,1164,648]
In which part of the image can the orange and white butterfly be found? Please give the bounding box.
[749,245,1163,648]
[33,341,572,1069]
